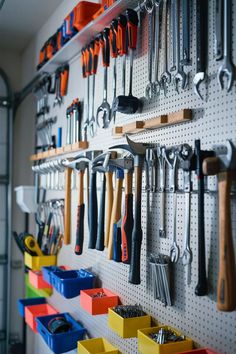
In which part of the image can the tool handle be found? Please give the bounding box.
[203,156,220,176]
[117,14,128,55]
[81,48,86,78]
[96,174,106,251]
[194,140,207,296]
[126,8,139,50]
[129,165,142,284]
[122,171,133,264]
[105,171,114,247]
[113,224,122,262]
[91,38,100,74]
[108,169,123,260]
[196,0,208,73]
[110,19,118,58]
[85,46,92,76]
[88,171,98,249]
[60,65,69,96]
[100,28,110,67]
[64,168,72,245]
[75,171,85,255]
[217,170,236,311]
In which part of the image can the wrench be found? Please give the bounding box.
[170,0,176,71]
[193,0,208,100]
[217,0,235,92]
[181,0,192,66]
[179,144,193,285]
[96,29,111,129]
[174,0,187,92]
[160,0,171,96]
[157,146,166,238]
[164,147,179,263]
[145,0,154,101]
[152,0,162,97]
[214,0,223,61]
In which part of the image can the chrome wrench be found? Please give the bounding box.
[145,0,154,101]
[152,0,162,97]
[160,0,171,96]
[157,146,166,238]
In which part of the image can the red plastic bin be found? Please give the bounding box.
[176,349,217,354]
[29,270,52,290]
[73,1,101,31]
[25,303,58,333]
[80,287,119,315]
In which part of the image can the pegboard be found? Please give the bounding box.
[32,1,236,353]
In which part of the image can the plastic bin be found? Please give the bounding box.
[18,297,46,317]
[24,252,56,271]
[77,337,119,354]
[25,274,52,298]
[14,186,37,213]
[73,1,101,31]
[176,350,217,354]
[138,326,193,354]
[42,265,69,285]
[25,303,58,333]
[80,288,119,315]
[36,312,86,354]
[50,269,95,299]
[29,270,52,289]
[108,308,151,338]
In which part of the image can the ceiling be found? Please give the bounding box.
[0,0,64,52]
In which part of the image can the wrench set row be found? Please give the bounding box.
[32,136,236,311]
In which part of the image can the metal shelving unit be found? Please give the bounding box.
[38,0,138,75]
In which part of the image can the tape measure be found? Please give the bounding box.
[48,317,72,334]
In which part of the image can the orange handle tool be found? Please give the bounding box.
[117,14,128,56]
[110,19,118,58]
[60,64,69,96]
[126,8,138,50]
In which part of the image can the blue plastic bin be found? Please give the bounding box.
[18,297,46,317]
[50,269,95,299]
[36,312,86,354]
[42,266,63,285]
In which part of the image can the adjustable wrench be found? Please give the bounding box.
[160,0,171,96]
[157,146,166,238]
[217,0,235,92]
[145,0,154,101]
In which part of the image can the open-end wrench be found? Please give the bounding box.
[193,0,208,100]
[217,0,235,92]
[160,0,171,96]
[174,0,187,92]
[81,47,89,141]
[214,0,223,61]
[157,146,166,238]
[179,144,193,285]
[164,147,179,263]
[145,0,154,101]
[146,148,157,192]
[152,0,161,97]
[170,0,176,72]
[96,28,111,128]
[181,0,192,66]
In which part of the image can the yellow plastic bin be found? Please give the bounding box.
[138,326,193,354]
[108,308,151,338]
[24,252,56,271]
[77,337,120,354]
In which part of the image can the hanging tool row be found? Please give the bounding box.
[13,198,64,258]
[34,199,64,255]
[32,137,236,311]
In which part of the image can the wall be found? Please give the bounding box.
[18,1,236,354]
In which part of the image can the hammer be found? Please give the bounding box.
[203,140,236,311]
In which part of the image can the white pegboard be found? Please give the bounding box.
[32,1,236,353]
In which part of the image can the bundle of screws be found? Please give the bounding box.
[91,291,107,299]
[149,254,171,306]
[113,305,146,318]
[150,328,185,344]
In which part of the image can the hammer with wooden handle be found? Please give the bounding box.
[203,140,236,311]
